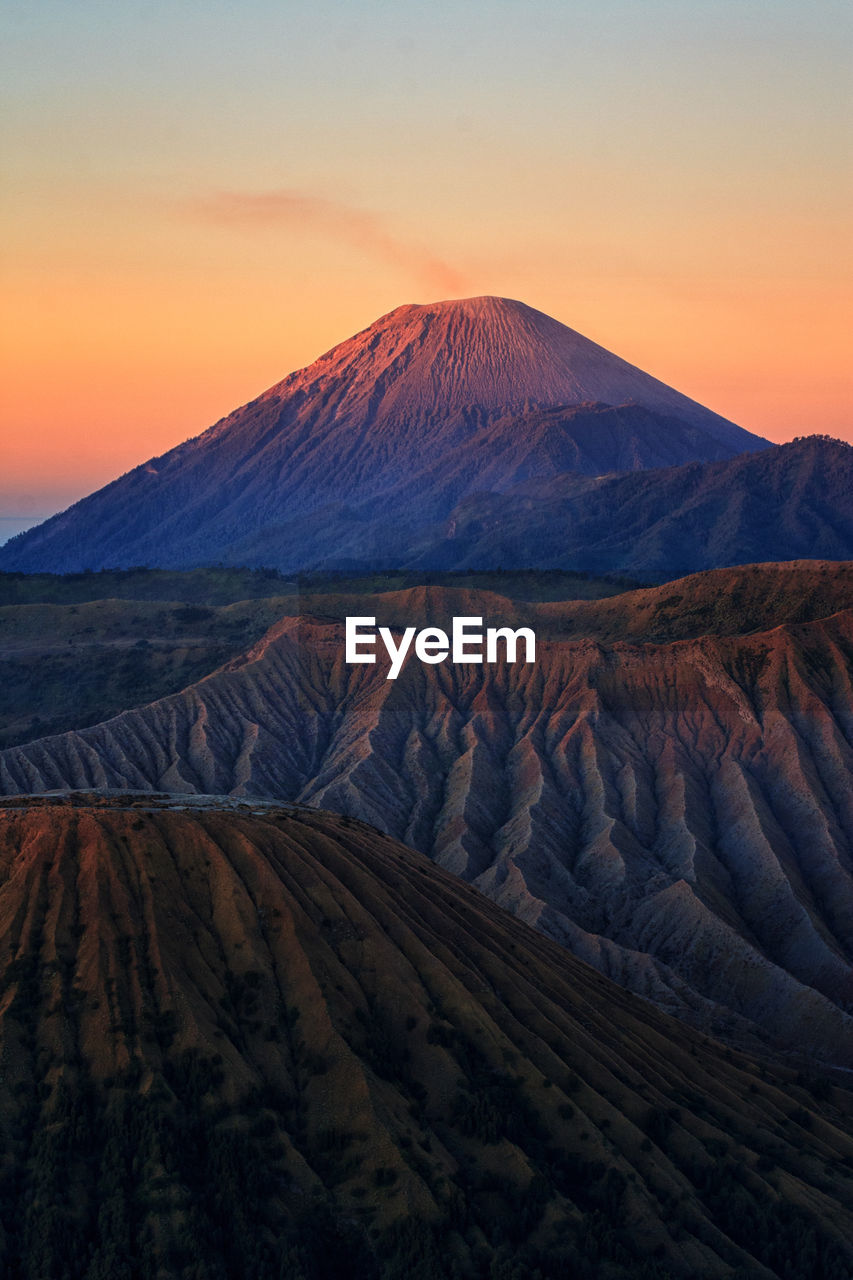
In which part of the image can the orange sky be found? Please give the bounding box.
[2,1,851,528]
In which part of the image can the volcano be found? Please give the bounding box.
[0,297,768,574]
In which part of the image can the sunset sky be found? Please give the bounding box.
[2,0,851,540]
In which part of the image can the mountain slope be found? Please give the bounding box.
[0,297,767,574]
[3,581,853,1065]
[408,436,853,576]
[0,793,851,1279]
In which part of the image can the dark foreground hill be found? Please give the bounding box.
[0,297,766,575]
[4,573,853,1066]
[1,794,852,1280]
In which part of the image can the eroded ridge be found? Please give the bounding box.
[2,602,853,1064]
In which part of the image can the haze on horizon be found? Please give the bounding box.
[2,0,851,539]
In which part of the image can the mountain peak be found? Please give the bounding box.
[385,293,524,313]
[0,296,769,574]
[287,294,741,438]
[380,294,538,324]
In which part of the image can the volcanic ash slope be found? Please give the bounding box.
[0,794,852,1279]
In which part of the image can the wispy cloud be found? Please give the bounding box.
[189,189,467,295]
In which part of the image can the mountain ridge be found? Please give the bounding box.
[3,580,852,1065]
[405,436,853,577]
[4,561,853,750]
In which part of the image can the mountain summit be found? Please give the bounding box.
[264,296,756,441]
[1,297,768,573]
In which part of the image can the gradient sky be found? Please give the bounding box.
[2,0,851,538]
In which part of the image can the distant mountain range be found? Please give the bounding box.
[5,568,853,1066]
[1,793,851,1279]
[221,434,853,577]
[412,435,853,577]
[0,297,770,575]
